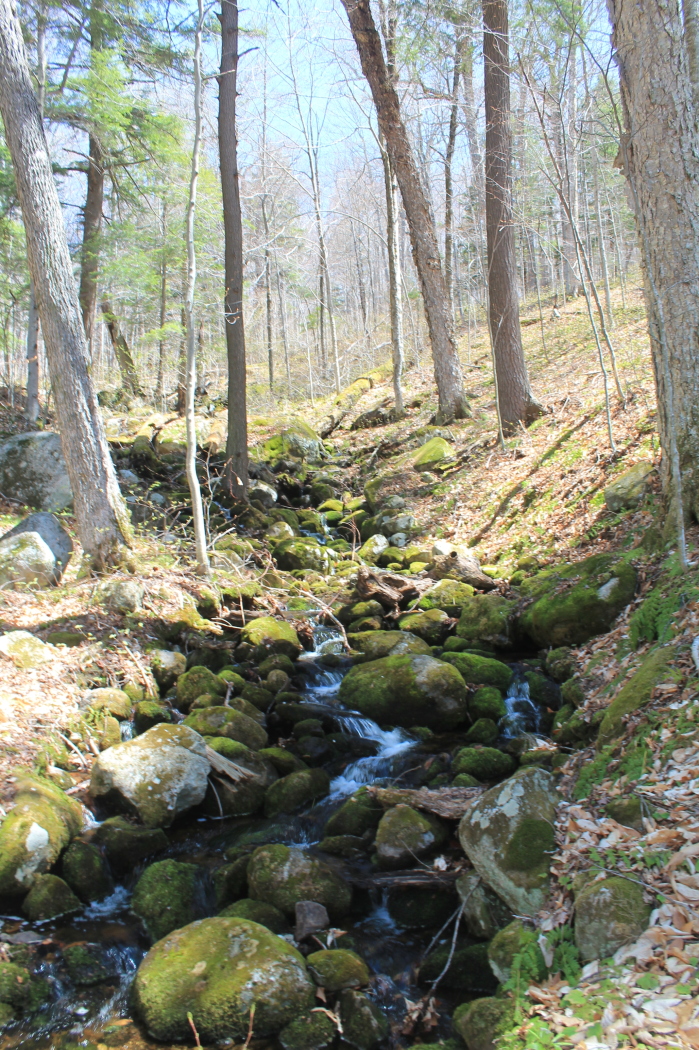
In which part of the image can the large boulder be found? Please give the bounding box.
[348,630,431,662]
[2,512,73,581]
[274,538,331,574]
[264,768,329,817]
[574,875,651,962]
[339,653,467,731]
[440,651,513,691]
[132,917,315,1043]
[151,649,187,691]
[456,594,517,649]
[132,859,202,941]
[0,431,72,511]
[458,767,559,916]
[22,873,81,921]
[397,608,451,645]
[417,578,475,615]
[184,706,268,751]
[604,461,654,512]
[375,805,448,869]
[89,724,210,828]
[453,997,515,1050]
[240,617,302,659]
[175,665,226,712]
[247,845,352,920]
[204,738,277,817]
[517,553,637,648]
[61,840,114,903]
[280,419,325,461]
[0,630,52,669]
[92,816,168,873]
[0,773,82,897]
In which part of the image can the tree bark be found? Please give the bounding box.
[78,2,105,347]
[340,0,469,422]
[609,0,699,545]
[381,144,404,415]
[483,0,541,431]
[0,0,132,567]
[25,278,40,422]
[445,31,466,312]
[218,0,248,500]
[101,299,143,397]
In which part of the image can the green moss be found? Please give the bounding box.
[264,768,330,817]
[93,817,168,874]
[417,579,475,615]
[87,687,133,720]
[465,718,499,745]
[23,874,81,922]
[456,594,517,647]
[375,805,448,869]
[419,942,497,994]
[240,616,302,659]
[62,942,113,986]
[339,989,389,1050]
[440,651,513,691]
[574,745,615,800]
[561,677,585,707]
[324,788,383,838]
[452,997,515,1050]
[175,666,225,713]
[504,818,555,874]
[452,747,516,781]
[184,706,268,751]
[452,773,480,787]
[338,653,467,731]
[279,1011,336,1050]
[132,860,200,941]
[545,647,576,682]
[348,630,432,662]
[306,949,369,991]
[247,844,352,920]
[258,747,307,776]
[212,856,250,908]
[62,840,114,903]
[469,686,507,721]
[575,876,652,963]
[487,920,547,983]
[597,647,672,747]
[218,898,288,933]
[397,608,450,645]
[524,671,560,708]
[0,962,49,1014]
[605,796,644,830]
[134,701,172,734]
[628,579,699,648]
[258,653,296,676]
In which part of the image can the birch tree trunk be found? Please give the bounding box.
[218,0,248,500]
[381,143,404,415]
[340,0,469,422]
[483,0,542,431]
[608,0,699,552]
[0,0,132,568]
[25,278,40,423]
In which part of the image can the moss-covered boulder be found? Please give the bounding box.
[0,961,49,1022]
[337,600,384,627]
[259,746,308,777]
[213,855,250,909]
[440,651,513,691]
[453,997,515,1050]
[417,578,476,615]
[132,860,201,941]
[545,647,576,682]
[397,608,451,645]
[458,768,559,916]
[184,706,268,751]
[465,718,499,745]
[468,687,507,722]
[524,671,560,709]
[561,677,585,708]
[279,1010,336,1050]
[275,538,331,574]
[375,805,448,869]
[339,989,389,1050]
[134,701,172,734]
[247,845,352,920]
[456,594,517,649]
[87,687,133,720]
[348,629,432,662]
[487,919,547,982]
[339,654,467,731]
[604,461,653,512]
[61,840,114,903]
[151,648,187,690]
[574,876,651,962]
[23,873,81,922]
[62,942,116,986]
[456,870,513,940]
[518,553,637,648]
[597,647,672,748]
[357,533,389,564]
[324,788,383,838]
[240,616,302,659]
[175,666,226,713]
[452,747,516,781]
[412,436,455,472]
[90,723,211,827]
[307,949,369,991]
[219,898,288,933]
[204,738,278,817]
[419,941,497,994]
[264,768,330,817]
[605,796,644,831]
[132,917,315,1043]
[93,816,168,874]
[0,773,83,897]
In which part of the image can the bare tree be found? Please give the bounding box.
[340,0,469,422]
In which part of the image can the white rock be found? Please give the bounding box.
[0,532,56,588]
[0,630,52,669]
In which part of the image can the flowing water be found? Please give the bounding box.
[0,619,552,1050]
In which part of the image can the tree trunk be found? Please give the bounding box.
[340,0,469,422]
[609,0,699,549]
[218,0,248,500]
[0,0,132,568]
[78,3,105,347]
[101,299,143,397]
[155,199,168,405]
[483,0,541,431]
[381,143,404,415]
[26,279,40,422]
[445,32,466,313]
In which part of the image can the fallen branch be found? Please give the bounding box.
[366,785,483,820]
[206,746,255,783]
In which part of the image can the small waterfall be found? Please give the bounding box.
[330,716,414,797]
[500,677,541,737]
[120,720,134,742]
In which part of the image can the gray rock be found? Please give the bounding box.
[357,533,389,564]
[389,532,408,548]
[0,431,72,511]
[295,900,330,942]
[0,631,52,669]
[574,875,651,962]
[456,870,514,940]
[118,469,140,485]
[0,532,56,588]
[249,481,277,507]
[458,767,560,917]
[150,649,187,690]
[604,462,654,513]
[2,512,73,581]
[89,723,210,828]
[96,578,144,614]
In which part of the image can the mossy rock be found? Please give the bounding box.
[545,647,576,682]
[23,874,81,922]
[574,876,651,962]
[440,651,513,691]
[99,713,122,750]
[464,718,499,745]
[92,816,168,874]
[87,687,133,720]
[324,788,383,838]
[0,961,49,1016]
[452,773,481,787]
[318,834,368,857]
[455,870,513,940]
[375,805,448,869]
[218,669,246,694]
[397,608,451,645]
[597,646,672,747]
[184,706,267,751]
[0,773,83,897]
[417,579,476,615]
[468,687,507,722]
[259,746,308,776]
[175,666,225,713]
[518,553,637,648]
[605,795,644,831]
[213,855,251,908]
[279,1009,336,1050]
[62,941,117,986]
[412,436,454,471]
[453,997,515,1050]
[239,683,274,712]
[339,989,389,1050]
[387,886,455,928]
[151,649,187,690]
[419,941,497,994]
[487,919,548,982]
[452,747,516,781]
[337,601,383,627]
[554,707,598,747]
[247,844,352,920]
[203,739,277,817]
[561,677,585,708]
[275,538,331,574]
[240,616,302,659]
[348,629,432,662]
[258,653,296,677]
[456,594,517,649]
[339,653,467,731]
[604,462,653,512]
[264,768,330,817]
[132,917,315,1043]
[61,840,114,903]
[132,860,201,941]
[524,671,560,709]
[306,949,369,991]
[134,700,172,734]
[218,898,288,933]
[357,533,389,565]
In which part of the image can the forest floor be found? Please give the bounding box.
[2,282,699,1048]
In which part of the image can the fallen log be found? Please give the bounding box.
[366,785,484,820]
[206,746,255,783]
[355,566,432,614]
[350,868,461,889]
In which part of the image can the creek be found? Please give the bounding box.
[0,618,549,1050]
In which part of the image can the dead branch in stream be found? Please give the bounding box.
[366,785,483,819]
